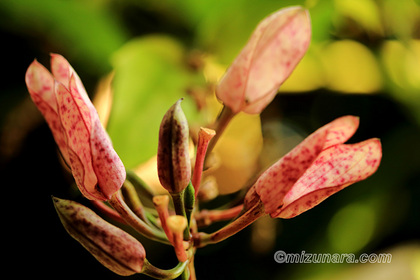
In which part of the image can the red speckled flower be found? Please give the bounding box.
[216,6,311,114]
[245,116,382,218]
[25,54,125,201]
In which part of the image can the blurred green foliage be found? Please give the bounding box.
[108,36,205,167]
[2,0,420,280]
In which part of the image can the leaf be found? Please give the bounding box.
[107,36,205,168]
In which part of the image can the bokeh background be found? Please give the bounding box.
[1,0,419,279]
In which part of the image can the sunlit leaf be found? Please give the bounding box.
[279,47,325,92]
[383,0,420,42]
[381,40,420,123]
[333,0,383,35]
[327,202,376,253]
[206,111,263,194]
[108,36,205,168]
[320,40,382,93]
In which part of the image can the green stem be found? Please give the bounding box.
[171,191,190,240]
[141,259,188,280]
[194,200,265,247]
[171,191,186,217]
[110,191,169,244]
[126,169,155,199]
[121,180,151,225]
[180,267,190,280]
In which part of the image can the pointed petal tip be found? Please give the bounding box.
[50,52,62,59]
[26,59,44,74]
[51,195,60,204]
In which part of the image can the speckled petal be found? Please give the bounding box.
[55,81,102,200]
[244,7,311,113]
[323,115,359,149]
[275,138,382,218]
[68,74,94,132]
[254,115,359,215]
[216,6,311,114]
[90,115,126,200]
[25,60,69,163]
[51,53,92,107]
[254,124,327,215]
[67,148,102,200]
[51,53,72,87]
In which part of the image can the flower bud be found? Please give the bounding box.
[183,182,195,225]
[53,197,145,276]
[216,6,311,114]
[25,54,125,201]
[157,99,191,193]
[244,116,382,219]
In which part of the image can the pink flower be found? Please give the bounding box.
[245,116,382,218]
[25,54,125,201]
[216,6,311,114]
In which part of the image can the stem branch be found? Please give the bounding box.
[206,105,236,156]
[142,259,188,280]
[170,191,190,240]
[194,200,265,247]
[195,204,243,227]
[110,191,169,244]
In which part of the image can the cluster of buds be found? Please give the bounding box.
[25,6,382,280]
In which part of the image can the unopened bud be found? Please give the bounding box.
[53,197,146,276]
[157,99,191,193]
[183,182,195,225]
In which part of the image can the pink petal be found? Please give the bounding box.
[51,53,92,106]
[90,116,126,200]
[55,82,103,200]
[216,6,311,114]
[254,115,360,215]
[25,60,69,163]
[242,87,278,115]
[244,7,311,112]
[323,115,359,149]
[26,60,57,111]
[51,53,72,87]
[275,138,382,218]
[67,148,105,200]
[254,124,328,215]
[69,74,94,132]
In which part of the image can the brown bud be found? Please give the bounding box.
[157,99,191,193]
[53,197,146,276]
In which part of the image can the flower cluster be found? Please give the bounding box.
[25,6,381,280]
